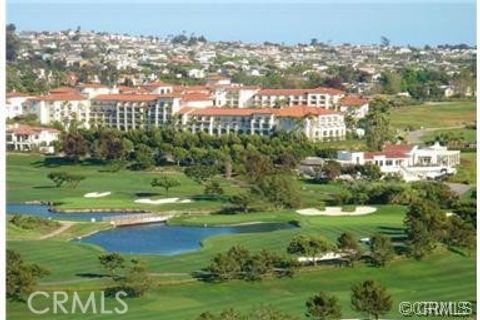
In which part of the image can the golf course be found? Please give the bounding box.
[6,100,476,319]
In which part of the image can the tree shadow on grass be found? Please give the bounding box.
[33,186,56,189]
[447,246,471,257]
[31,157,106,168]
[135,192,161,198]
[191,194,231,203]
[75,272,110,279]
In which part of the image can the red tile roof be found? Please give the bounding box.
[181,93,213,102]
[180,107,275,117]
[179,106,339,118]
[257,87,344,96]
[92,93,177,102]
[142,81,172,88]
[48,87,78,94]
[7,124,59,135]
[31,93,86,101]
[340,95,369,107]
[6,92,29,98]
[275,106,339,118]
[364,144,415,159]
[77,83,109,89]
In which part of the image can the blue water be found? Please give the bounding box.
[6,204,142,221]
[75,222,297,255]
[7,203,297,256]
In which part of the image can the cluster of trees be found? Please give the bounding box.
[57,127,319,171]
[204,246,299,282]
[203,232,397,284]
[312,161,381,183]
[98,253,151,297]
[405,198,476,259]
[425,130,476,151]
[288,233,395,268]
[170,32,207,45]
[196,306,297,320]
[47,171,85,188]
[196,280,392,320]
[336,180,457,207]
[306,280,392,320]
[7,250,49,301]
[378,66,475,100]
[9,215,60,231]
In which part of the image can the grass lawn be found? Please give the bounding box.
[421,128,477,144]
[390,101,476,129]
[447,152,477,185]
[6,202,475,319]
[7,154,243,212]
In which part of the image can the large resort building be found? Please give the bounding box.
[179,106,346,141]
[8,78,366,141]
[89,94,181,131]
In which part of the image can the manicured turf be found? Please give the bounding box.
[421,128,477,144]
[390,101,476,129]
[7,154,242,212]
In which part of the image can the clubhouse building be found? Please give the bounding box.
[336,143,461,181]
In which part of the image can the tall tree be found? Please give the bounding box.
[98,253,125,279]
[151,176,180,196]
[305,291,342,320]
[6,24,20,62]
[7,250,49,301]
[61,131,89,162]
[337,232,363,267]
[365,97,393,151]
[287,235,335,266]
[404,199,447,259]
[369,234,395,267]
[351,280,392,320]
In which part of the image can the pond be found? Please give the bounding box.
[75,222,297,255]
[7,204,298,256]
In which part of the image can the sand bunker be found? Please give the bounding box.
[296,206,377,216]
[84,192,111,198]
[134,197,192,205]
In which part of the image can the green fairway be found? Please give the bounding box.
[6,204,476,319]
[7,154,242,212]
[390,101,476,129]
[421,128,477,145]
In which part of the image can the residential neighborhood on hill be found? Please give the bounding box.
[4,3,476,318]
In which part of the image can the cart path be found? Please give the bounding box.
[39,221,75,240]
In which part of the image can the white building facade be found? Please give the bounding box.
[6,124,60,153]
[337,143,461,181]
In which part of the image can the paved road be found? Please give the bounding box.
[406,126,465,144]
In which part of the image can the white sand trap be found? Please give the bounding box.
[84,192,111,198]
[298,252,344,263]
[296,206,377,216]
[134,197,192,205]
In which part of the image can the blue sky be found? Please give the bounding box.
[7,1,476,46]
